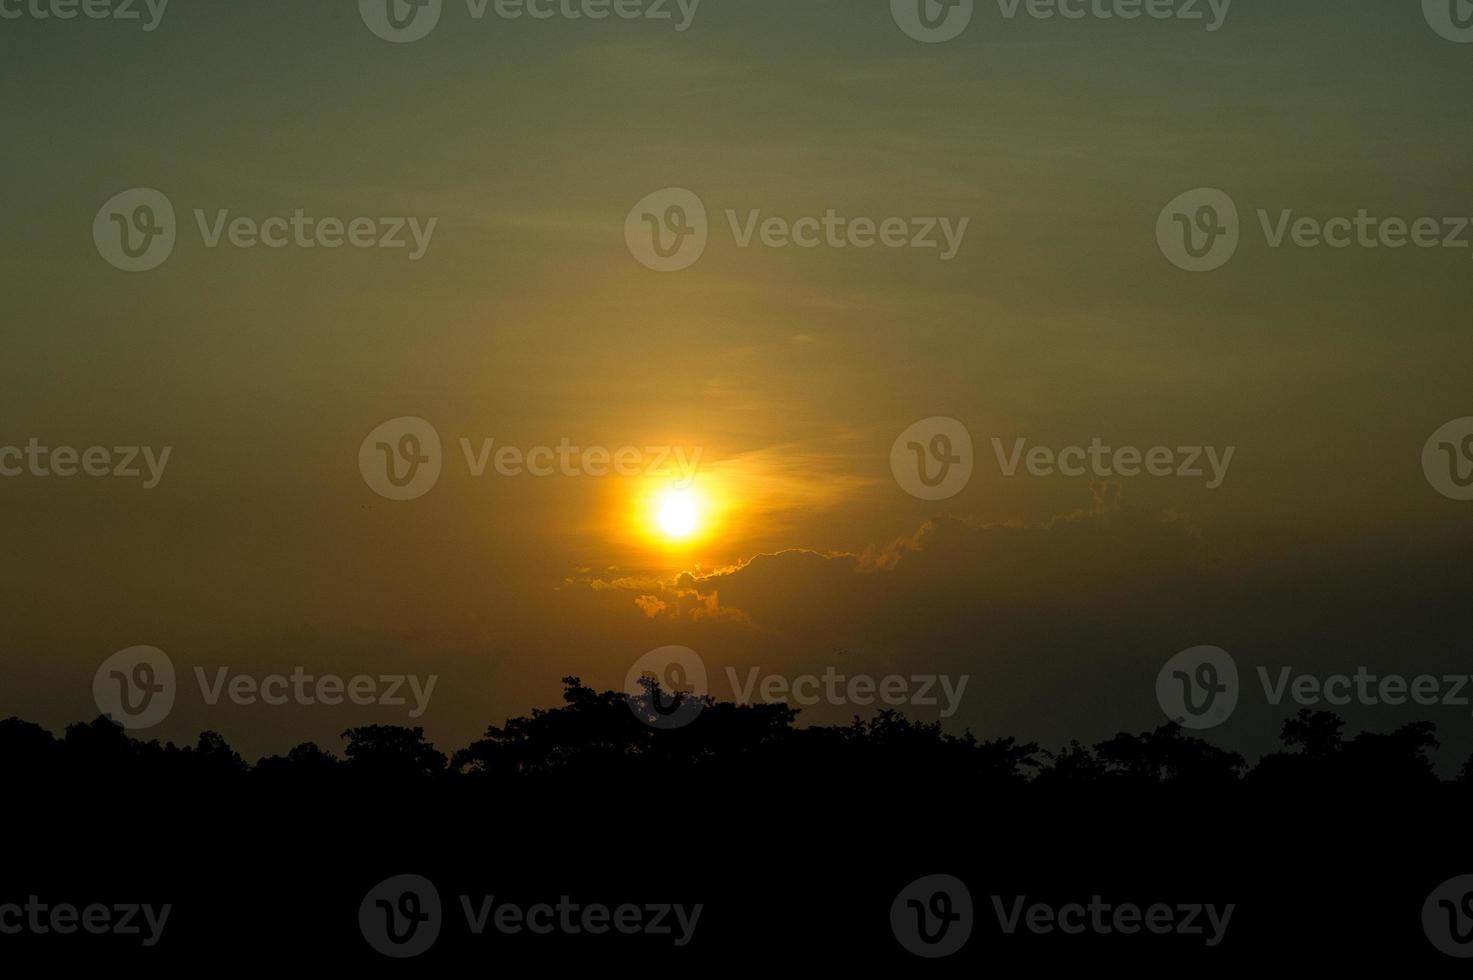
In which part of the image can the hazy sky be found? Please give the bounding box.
[2,0,1471,765]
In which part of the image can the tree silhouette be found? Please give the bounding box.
[0,679,1461,801]
[1251,710,1439,792]
[340,724,447,781]
[1094,723,1245,786]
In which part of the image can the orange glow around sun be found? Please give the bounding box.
[633,475,726,550]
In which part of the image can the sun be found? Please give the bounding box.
[629,472,728,552]
[656,486,702,540]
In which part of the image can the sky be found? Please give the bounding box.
[1,0,1471,766]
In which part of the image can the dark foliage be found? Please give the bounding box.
[1,682,1456,798]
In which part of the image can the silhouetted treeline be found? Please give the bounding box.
[1,677,1462,799]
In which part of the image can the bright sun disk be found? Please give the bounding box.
[656,487,701,540]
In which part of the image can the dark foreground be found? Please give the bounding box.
[3,678,1471,969]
